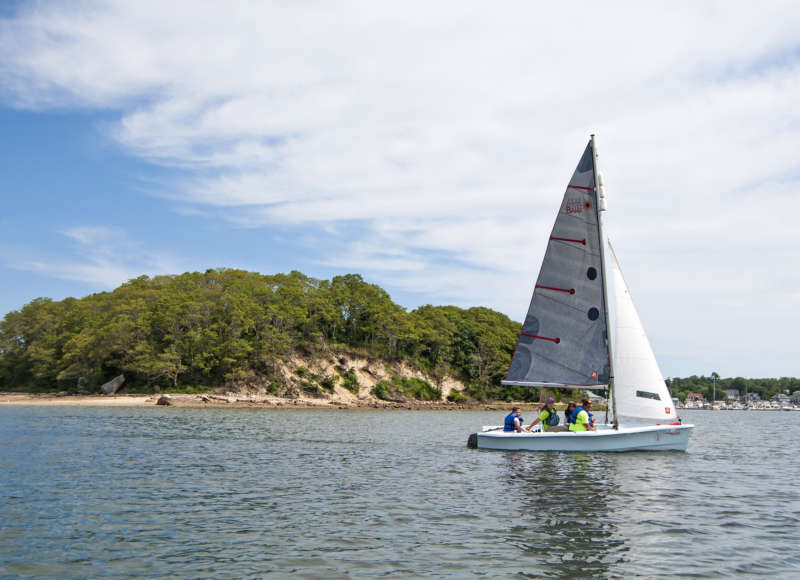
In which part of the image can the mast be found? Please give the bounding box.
[591,134,618,427]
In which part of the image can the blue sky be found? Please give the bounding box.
[2,1,800,378]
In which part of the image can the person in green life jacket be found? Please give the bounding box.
[528,397,566,432]
[569,398,597,431]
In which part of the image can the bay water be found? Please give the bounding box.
[1,407,799,578]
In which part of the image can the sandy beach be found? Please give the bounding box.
[0,392,519,411]
[0,393,157,407]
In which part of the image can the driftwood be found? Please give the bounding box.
[100,374,125,395]
[207,395,231,402]
[156,394,172,406]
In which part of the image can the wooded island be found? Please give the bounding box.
[0,269,794,403]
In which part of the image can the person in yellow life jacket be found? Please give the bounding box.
[569,398,597,432]
[528,397,566,431]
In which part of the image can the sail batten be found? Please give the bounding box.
[504,140,610,388]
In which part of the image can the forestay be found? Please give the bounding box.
[609,243,677,423]
[503,141,610,389]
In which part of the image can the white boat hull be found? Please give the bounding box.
[476,424,693,452]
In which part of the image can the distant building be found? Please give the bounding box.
[792,391,800,404]
[687,392,706,402]
[746,392,761,402]
[723,389,739,401]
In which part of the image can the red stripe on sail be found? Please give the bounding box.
[536,285,575,295]
[568,185,594,191]
[520,332,560,344]
[550,236,586,245]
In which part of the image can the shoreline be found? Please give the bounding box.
[4,393,776,412]
[0,392,527,411]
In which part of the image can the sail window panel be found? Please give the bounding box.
[635,390,662,401]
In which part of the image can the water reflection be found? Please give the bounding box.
[503,452,627,578]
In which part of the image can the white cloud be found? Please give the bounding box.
[2,1,800,375]
[18,227,181,289]
[60,226,117,246]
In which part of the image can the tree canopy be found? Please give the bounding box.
[0,269,521,398]
[2,269,794,402]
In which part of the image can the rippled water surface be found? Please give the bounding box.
[1,407,799,578]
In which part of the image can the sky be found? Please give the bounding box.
[1,1,799,378]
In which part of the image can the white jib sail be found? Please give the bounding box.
[608,242,677,424]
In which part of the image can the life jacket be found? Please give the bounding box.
[543,408,560,426]
[565,409,576,424]
[571,406,594,426]
[504,412,523,432]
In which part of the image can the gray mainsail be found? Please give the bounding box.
[503,141,610,388]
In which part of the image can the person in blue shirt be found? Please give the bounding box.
[503,406,528,432]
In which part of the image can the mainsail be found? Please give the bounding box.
[609,243,677,423]
[503,141,610,388]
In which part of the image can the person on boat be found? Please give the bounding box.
[503,407,529,432]
[569,398,597,432]
[528,397,566,432]
[564,401,577,427]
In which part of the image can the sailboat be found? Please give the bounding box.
[473,135,693,451]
